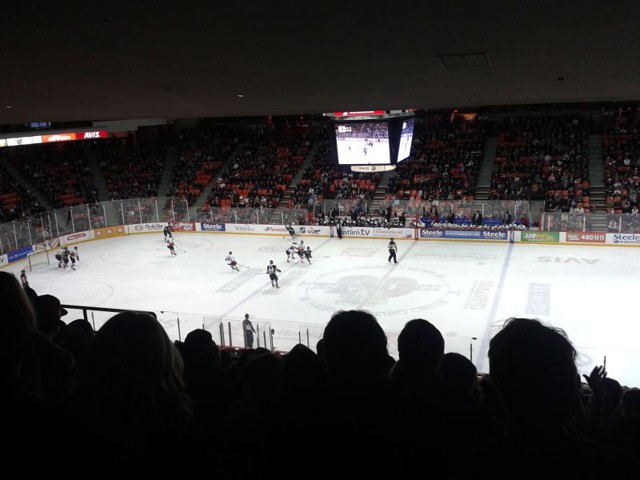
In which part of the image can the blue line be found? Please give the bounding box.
[477,242,514,372]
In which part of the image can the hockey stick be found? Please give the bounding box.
[236,264,250,269]
[174,244,187,253]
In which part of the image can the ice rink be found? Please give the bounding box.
[7,232,640,388]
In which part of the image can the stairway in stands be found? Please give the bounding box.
[586,133,608,230]
[190,143,245,216]
[267,141,321,224]
[83,145,109,202]
[473,136,498,200]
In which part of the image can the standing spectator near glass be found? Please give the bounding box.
[242,313,256,348]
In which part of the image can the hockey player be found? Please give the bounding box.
[73,246,80,261]
[69,248,78,270]
[163,224,174,242]
[225,251,240,271]
[304,246,312,264]
[266,260,281,288]
[55,249,63,268]
[20,270,29,288]
[297,242,306,263]
[286,245,296,263]
[286,224,296,240]
[62,247,71,269]
[167,239,177,256]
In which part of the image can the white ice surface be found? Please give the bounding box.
[8,233,640,388]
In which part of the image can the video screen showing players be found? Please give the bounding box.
[334,121,390,165]
[397,118,414,162]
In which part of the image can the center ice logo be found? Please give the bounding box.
[300,265,457,316]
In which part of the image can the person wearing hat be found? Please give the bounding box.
[242,313,256,349]
[36,294,68,338]
[33,294,74,401]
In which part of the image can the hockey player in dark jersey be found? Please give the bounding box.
[62,247,71,269]
[164,224,174,242]
[266,260,281,288]
[304,246,312,264]
[286,225,296,240]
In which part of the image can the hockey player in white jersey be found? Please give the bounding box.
[286,246,295,263]
[287,242,298,263]
[225,251,240,271]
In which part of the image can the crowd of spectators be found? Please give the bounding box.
[0,164,44,222]
[491,115,591,212]
[6,109,640,230]
[199,119,310,216]
[291,135,381,214]
[386,114,483,205]
[603,108,640,214]
[95,133,166,201]
[12,142,99,209]
[168,127,241,206]
[3,270,638,476]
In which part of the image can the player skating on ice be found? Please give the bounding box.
[225,251,240,271]
[55,249,63,268]
[163,224,174,242]
[266,260,281,288]
[69,247,78,270]
[62,247,71,269]
[304,246,312,264]
[73,246,80,261]
[286,224,296,240]
[167,239,177,256]
[297,242,306,263]
[286,245,296,263]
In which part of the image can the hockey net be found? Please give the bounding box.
[27,249,51,272]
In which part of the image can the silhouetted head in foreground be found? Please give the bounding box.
[323,310,388,384]
[489,317,579,430]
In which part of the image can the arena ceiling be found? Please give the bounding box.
[1,1,639,126]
